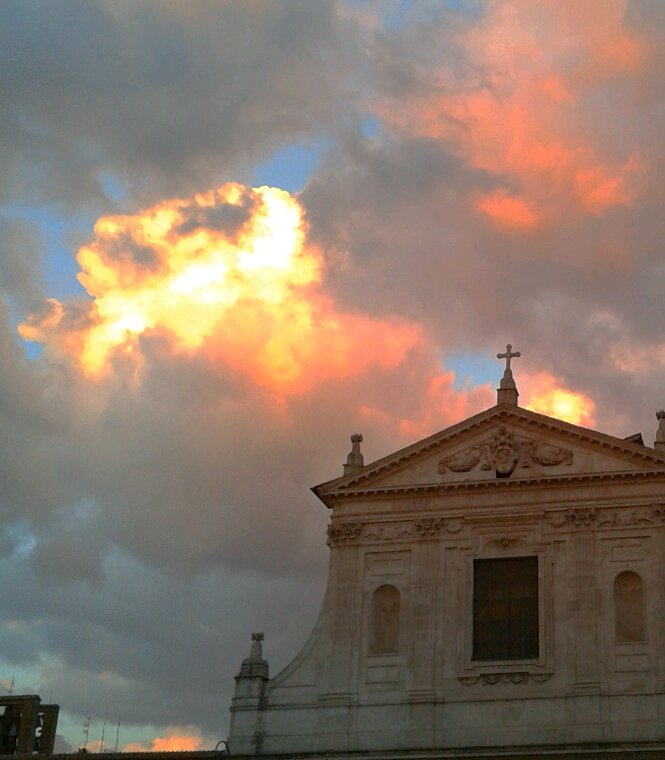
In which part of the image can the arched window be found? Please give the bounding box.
[369,584,400,654]
[614,571,646,643]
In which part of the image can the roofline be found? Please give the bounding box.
[311,403,665,507]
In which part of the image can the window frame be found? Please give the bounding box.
[472,556,540,661]
[458,540,553,683]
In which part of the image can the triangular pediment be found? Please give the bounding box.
[313,404,665,503]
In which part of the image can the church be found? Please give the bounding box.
[228,347,665,758]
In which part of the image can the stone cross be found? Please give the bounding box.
[497,344,521,372]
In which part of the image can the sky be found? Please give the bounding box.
[1,0,664,751]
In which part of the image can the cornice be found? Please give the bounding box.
[323,467,665,505]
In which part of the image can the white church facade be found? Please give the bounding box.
[228,349,665,757]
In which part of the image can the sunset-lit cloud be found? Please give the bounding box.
[124,728,210,752]
[379,0,646,228]
[523,371,596,427]
[19,184,423,394]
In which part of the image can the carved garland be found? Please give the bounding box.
[327,518,463,545]
[439,426,573,478]
[459,672,552,686]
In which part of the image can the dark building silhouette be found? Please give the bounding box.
[0,695,59,755]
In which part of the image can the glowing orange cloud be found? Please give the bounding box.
[123,728,207,752]
[523,371,595,427]
[380,0,646,229]
[19,184,423,394]
[474,190,539,231]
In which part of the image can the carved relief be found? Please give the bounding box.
[549,508,596,528]
[363,524,415,542]
[493,537,517,549]
[362,518,464,542]
[548,505,665,529]
[414,518,444,537]
[491,426,519,476]
[598,507,665,527]
[327,522,363,546]
[438,426,573,477]
[445,519,463,534]
[459,672,552,686]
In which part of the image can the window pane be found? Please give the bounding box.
[473,557,538,661]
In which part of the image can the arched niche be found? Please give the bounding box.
[614,570,646,644]
[369,584,401,655]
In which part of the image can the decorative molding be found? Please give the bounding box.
[324,468,665,504]
[363,524,415,541]
[361,518,464,542]
[549,508,597,528]
[328,518,466,544]
[414,518,444,537]
[459,671,552,686]
[548,505,665,529]
[597,506,665,527]
[493,537,517,548]
[326,522,362,546]
[438,425,573,478]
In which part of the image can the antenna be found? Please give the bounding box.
[114,717,121,753]
[100,722,106,753]
[82,716,91,751]
[8,677,14,696]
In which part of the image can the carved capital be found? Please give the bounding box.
[327,521,362,546]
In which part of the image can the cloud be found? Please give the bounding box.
[124,728,211,753]
[303,0,665,441]
[522,371,596,427]
[0,215,45,311]
[2,180,502,741]
[0,0,361,208]
[3,0,665,751]
[377,0,647,227]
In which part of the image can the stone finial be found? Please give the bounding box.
[655,410,665,451]
[250,632,264,659]
[343,433,364,476]
[238,632,269,680]
[496,344,521,406]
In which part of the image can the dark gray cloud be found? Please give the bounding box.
[0,216,45,311]
[0,0,361,208]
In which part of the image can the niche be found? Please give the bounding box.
[369,584,401,654]
[614,570,646,644]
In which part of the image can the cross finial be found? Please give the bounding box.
[496,344,520,406]
[497,344,521,372]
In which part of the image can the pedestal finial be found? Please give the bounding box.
[496,344,521,406]
[655,410,665,451]
[238,632,269,680]
[343,434,364,476]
